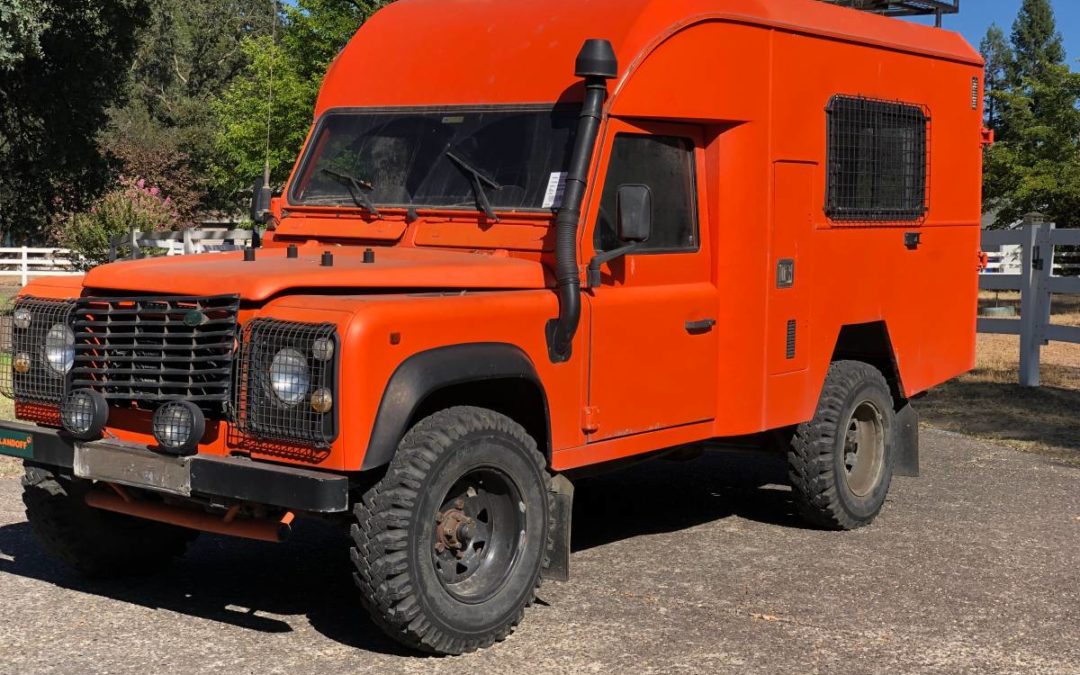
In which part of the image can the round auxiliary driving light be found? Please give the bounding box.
[310,387,333,414]
[61,389,109,440]
[12,352,31,374]
[152,401,205,456]
[12,308,31,329]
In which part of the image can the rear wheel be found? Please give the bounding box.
[22,466,197,578]
[788,361,896,530]
[351,406,551,654]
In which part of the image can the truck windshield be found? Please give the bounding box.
[290,106,579,213]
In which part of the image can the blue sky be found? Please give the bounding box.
[907,0,1080,62]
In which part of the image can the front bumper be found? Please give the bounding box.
[0,421,349,513]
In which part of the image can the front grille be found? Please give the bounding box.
[71,295,240,407]
[233,319,338,449]
[0,297,76,404]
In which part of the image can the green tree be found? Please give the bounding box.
[101,0,273,221]
[0,0,48,71]
[210,0,390,204]
[1008,0,1066,85]
[211,35,320,201]
[984,63,1080,228]
[982,0,1080,228]
[0,1,150,243]
[980,24,1012,130]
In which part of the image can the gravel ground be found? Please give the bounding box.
[0,428,1077,674]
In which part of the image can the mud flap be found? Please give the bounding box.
[893,401,920,477]
[542,473,574,582]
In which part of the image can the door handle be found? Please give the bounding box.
[685,319,716,334]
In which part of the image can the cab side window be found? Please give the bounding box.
[594,135,698,253]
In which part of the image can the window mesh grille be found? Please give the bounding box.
[826,95,929,223]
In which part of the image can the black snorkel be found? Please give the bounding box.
[546,38,618,363]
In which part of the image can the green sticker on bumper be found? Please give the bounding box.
[0,428,33,459]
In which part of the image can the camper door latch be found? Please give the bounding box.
[904,232,922,250]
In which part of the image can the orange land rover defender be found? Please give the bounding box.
[0,0,983,655]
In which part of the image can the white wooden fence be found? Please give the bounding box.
[979,215,1080,387]
[0,247,81,286]
[0,228,255,286]
[108,228,253,261]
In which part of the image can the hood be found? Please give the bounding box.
[82,247,552,301]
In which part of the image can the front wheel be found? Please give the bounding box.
[22,466,197,577]
[351,407,551,654]
[788,361,896,530]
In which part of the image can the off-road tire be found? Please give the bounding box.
[788,361,896,530]
[22,466,197,578]
[351,407,552,655]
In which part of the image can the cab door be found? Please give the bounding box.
[584,120,717,442]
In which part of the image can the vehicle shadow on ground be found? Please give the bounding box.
[920,378,1080,454]
[0,449,799,653]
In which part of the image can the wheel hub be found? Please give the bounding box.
[842,400,886,497]
[435,501,475,558]
[430,469,525,603]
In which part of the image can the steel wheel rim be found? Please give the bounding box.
[842,400,886,497]
[431,467,526,604]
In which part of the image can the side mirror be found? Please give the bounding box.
[587,184,653,287]
[250,179,273,224]
[616,184,652,243]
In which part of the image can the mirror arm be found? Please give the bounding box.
[586,242,641,288]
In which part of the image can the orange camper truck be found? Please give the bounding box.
[0,0,983,654]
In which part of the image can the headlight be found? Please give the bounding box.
[269,348,310,405]
[12,308,31,329]
[44,323,75,374]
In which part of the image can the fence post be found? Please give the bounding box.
[1018,214,1045,387]
[20,245,27,287]
[1038,223,1055,343]
[129,227,140,260]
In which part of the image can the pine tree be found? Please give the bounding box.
[1009,0,1065,85]
[983,0,1080,228]
[979,24,1012,131]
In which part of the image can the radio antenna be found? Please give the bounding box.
[264,0,278,183]
[253,0,279,245]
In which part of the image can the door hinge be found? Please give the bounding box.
[581,406,600,434]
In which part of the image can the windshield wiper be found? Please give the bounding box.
[446,152,502,222]
[321,168,381,218]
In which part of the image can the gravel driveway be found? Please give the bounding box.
[0,428,1077,674]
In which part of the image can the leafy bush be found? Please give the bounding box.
[51,178,183,270]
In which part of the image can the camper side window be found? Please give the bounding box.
[825,95,928,222]
[594,135,698,253]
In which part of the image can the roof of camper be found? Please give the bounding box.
[315,0,981,113]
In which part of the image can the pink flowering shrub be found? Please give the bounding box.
[52,177,185,269]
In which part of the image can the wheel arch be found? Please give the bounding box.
[829,321,919,478]
[830,321,906,405]
[361,343,552,471]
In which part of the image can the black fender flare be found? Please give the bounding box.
[361,343,551,470]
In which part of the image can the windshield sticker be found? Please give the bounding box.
[542,172,568,209]
[441,116,465,124]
